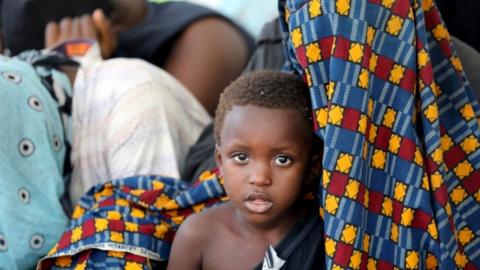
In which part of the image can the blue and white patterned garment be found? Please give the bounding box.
[0,55,72,269]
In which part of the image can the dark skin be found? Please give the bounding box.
[163,17,249,116]
[167,105,318,270]
[113,0,249,115]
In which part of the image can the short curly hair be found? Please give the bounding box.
[214,70,313,144]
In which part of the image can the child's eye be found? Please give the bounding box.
[274,156,292,166]
[232,153,249,163]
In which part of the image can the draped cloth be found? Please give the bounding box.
[37,172,226,269]
[279,0,480,269]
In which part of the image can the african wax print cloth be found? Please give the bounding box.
[279,0,480,269]
[37,171,227,269]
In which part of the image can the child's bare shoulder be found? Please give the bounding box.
[179,202,231,236]
[167,203,233,270]
[172,202,233,249]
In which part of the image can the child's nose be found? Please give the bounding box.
[248,163,272,186]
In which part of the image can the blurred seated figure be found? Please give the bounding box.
[0,0,254,115]
[0,10,213,268]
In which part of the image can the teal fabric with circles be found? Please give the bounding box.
[0,56,69,269]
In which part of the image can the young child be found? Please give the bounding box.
[167,70,325,270]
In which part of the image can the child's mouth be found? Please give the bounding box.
[244,193,273,213]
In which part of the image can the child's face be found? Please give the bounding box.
[215,105,312,227]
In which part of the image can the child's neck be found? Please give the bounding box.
[231,202,305,246]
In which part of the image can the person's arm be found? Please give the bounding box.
[167,213,205,270]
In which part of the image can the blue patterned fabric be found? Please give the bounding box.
[279,0,480,268]
[0,55,71,269]
[38,172,226,269]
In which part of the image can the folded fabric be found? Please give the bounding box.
[279,0,480,269]
[37,172,226,269]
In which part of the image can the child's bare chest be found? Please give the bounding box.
[201,229,269,270]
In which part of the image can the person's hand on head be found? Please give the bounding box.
[92,9,117,59]
[44,9,117,59]
[45,15,96,49]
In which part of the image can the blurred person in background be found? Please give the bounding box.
[0,0,254,115]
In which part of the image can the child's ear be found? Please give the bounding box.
[214,144,223,170]
[311,154,322,172]
[306,153,322,186]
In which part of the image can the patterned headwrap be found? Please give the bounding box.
[279,0,480,269]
